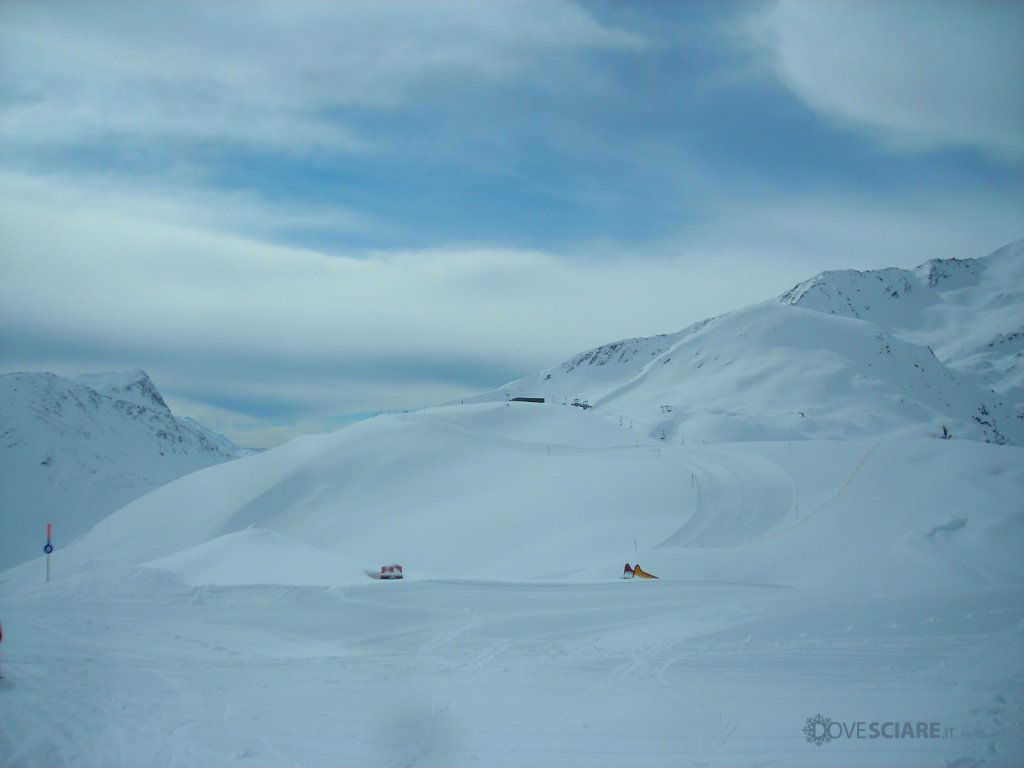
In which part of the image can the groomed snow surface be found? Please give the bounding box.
[2,402,1022,766]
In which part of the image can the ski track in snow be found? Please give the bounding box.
[2,581,1022,767]
[412,406,798,552]
[656,448,795,549]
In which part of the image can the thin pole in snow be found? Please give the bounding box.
[44,522,53,583]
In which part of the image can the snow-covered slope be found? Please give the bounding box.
[2,402,1020,593]
[0,370,243,569]
[3,404,689,584]
[1,402,1021,765]
[477,241,1023,447]
[779,238,1024,403]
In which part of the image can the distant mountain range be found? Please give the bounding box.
[475,239,1023,447]
[0,369,244,569]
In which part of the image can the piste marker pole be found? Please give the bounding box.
[44,522,54,583]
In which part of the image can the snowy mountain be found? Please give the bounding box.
[778,238,1024,403]
[477,240,1023,447]
[0,369,243,569]
[1,243,1022,765]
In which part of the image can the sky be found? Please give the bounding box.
[1,0,1022,448]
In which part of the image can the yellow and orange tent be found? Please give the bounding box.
[631,563,658,579]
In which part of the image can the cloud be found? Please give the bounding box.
[677,188,1024,276]
[0,0,644,162]
[747,0,1024,160]
[0,173,693,366]
[0,169,794,441]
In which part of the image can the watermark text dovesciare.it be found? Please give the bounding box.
[803,714,954,747]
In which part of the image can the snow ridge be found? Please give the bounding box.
[480,240,1023,446]
[73,369,171,413]
[777,238,1024,399]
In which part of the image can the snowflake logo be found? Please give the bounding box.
[803,713,834,746]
